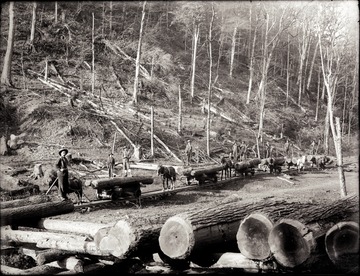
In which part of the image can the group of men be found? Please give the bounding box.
[107,145,133,178]
[231,141,251,162]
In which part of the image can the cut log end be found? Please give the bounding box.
[106,220,136,258]
[236,213,273,260]
[325,221,359,272]
[268,219,315,268]
[159,216,194,259]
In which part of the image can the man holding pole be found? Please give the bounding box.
[56,148,70,201]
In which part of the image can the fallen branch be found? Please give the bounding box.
[277,176,294,185]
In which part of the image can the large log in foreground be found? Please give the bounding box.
[325,221,359,272]
[240,195,359,267]
[98,214,170,259]
[236,213,274,260]
[89,176,154,189]
[0,200,74,226]
[268,218,315,268]
[159,195,358,262]
[0,194,52,209]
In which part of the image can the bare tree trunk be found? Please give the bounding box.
[30,2,37,46]
[150,106,154,156]
[286,34,290,107]
[229,26,237,78]
[178,84,182,133]
[297,25,310,106]
[91,13,95,96]
[1,1,15,86]
[54,1,58,24]
[133,1,147,104]
[102,2,105,37]
[342,76,348,133]
[109,1,113,37]
[306,40,318,90]
[190,24,199,103]
[324,107,330,154]
[335,117,347,197]
[315,68,320,122]
[246,16,257,105]
[207,4,215,156]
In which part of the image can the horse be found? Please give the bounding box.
[157,165,176,191]
[45,168,85,205]
[220,156,233,180]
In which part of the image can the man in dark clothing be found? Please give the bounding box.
[56,148,70,201]
[107,153,115,178]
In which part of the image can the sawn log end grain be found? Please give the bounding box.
[159,215,195,259]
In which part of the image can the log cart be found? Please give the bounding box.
[182,165,224,185]
[86,176,154,201]
[233,158,262,176]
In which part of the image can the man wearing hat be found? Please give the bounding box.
[56,148,70,201]
[184,140,192,166]
[232,141,239,162]
[122,145,132,177]
[107,152,115,178]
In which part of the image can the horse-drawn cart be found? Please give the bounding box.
[182,165,224,185]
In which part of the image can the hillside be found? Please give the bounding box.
[0,1,358,166]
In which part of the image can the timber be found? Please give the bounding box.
[1,227,88,244]
[268,218,315,268]
[94,227,112,248]
[103,215,168,259]
[0,264,64,275]
[36,239,111,256]
[236,213,274,260]
[0,200,74,226]
[158,195,358,261]
[209,252,278,272]
[36,249,74,265]
[0,194,52,209]
[25,218,113,238]
[181,165,223,177]
[325,221,359,272]
[90,176,154,189]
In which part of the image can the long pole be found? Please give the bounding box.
[112,132,117,154]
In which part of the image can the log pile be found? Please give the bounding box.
[1,195,358,274]
[158,195,359,273]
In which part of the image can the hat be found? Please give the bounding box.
[109,153,113,156]
[59,148,68,156]
[187,140,190,142]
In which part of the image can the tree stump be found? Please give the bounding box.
[30,164,44,180]
[0,136,9,155]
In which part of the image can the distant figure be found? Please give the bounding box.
[265,142,271,158]
[56,148,70,201]
[107,153,115,178]
[185,140,193,166]
[122,146,132,177]
[310,140,316,155]
[250,144,257,158]
[232,141,239,162]
[284,139,290,156]
[239,141,247,161]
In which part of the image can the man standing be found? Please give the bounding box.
[107,153,115,178]
[265,142,271,158]
[185,140,192,166]
[123,146,132,177]
[56,148,69,201]
[239,141,247,161]
[232,141,238,162]
[284,139,290,156]
[310,140,316,155]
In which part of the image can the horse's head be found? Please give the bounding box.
[157,165,164,176]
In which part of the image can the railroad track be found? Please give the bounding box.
[74,175,246,212]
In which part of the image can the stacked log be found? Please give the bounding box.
[0,194,52,209]
[0,200,74,226]
[158,195,358,271]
